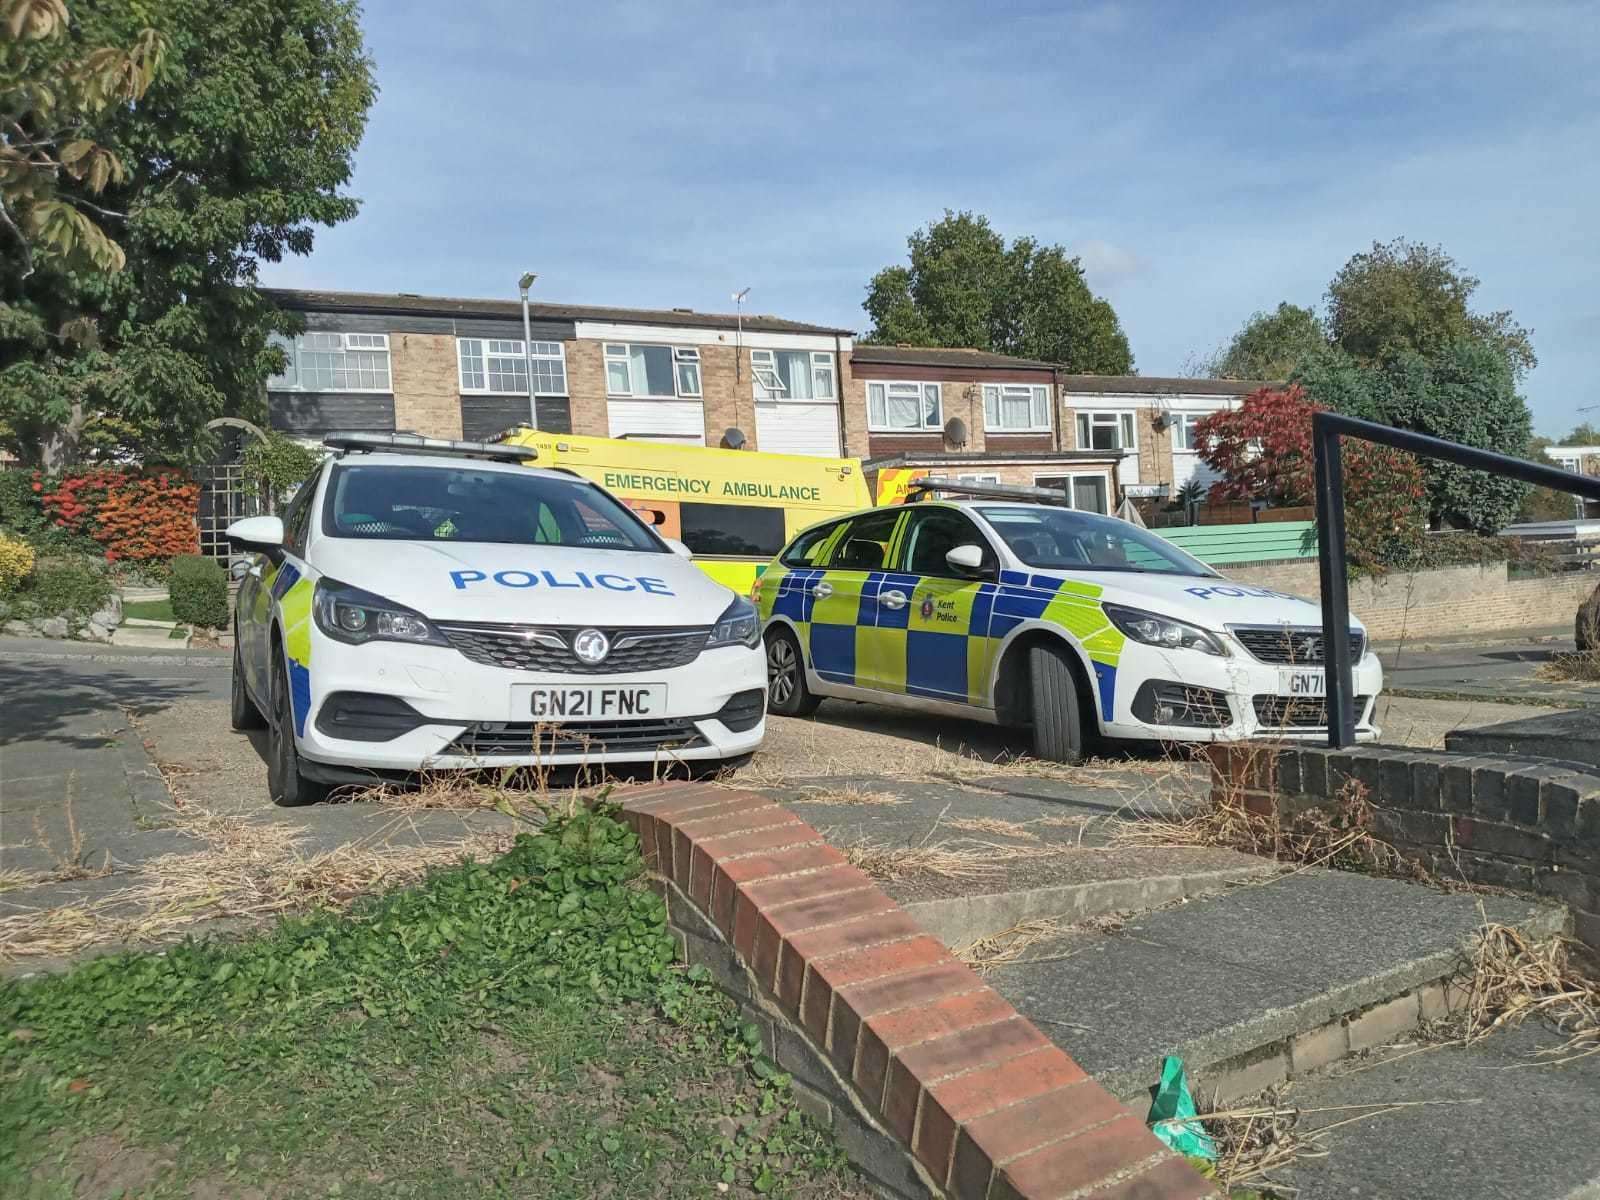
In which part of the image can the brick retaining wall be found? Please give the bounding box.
[1207,745,1600,950]
[617,782,1215,1200]
[1222,560,1595,641]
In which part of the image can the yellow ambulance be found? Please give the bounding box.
[496,428,871,593]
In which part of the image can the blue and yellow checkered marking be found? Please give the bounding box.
[267,561,315,737]
[762,563,1129,721]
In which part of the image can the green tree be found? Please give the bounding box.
[1294,339,1533,533]
[862,210,1134,374]
[1,0,375,468]
[1203,302,1327,380]
[1326,238,1536,379]
[1558,422,1600,446]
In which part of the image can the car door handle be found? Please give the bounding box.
[810,582,833,598]
[879,590,908,610]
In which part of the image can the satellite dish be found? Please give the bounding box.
[721,427,747,450]
[943,416,968,449]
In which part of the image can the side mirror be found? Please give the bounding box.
[664,538,694,559]
[946,543,988,577]
[227,515,285,561]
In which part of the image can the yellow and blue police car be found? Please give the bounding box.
[226,433,766,805]
[753,482,1383,762]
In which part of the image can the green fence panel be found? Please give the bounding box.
[1158,521,1318,565]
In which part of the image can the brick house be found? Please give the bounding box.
[844,344,1126,513]
[262,288,855,457]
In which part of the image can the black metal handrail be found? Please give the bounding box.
[1313,412,1600,747]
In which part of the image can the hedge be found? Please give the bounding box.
[169,555,230,629]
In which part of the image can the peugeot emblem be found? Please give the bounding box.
[1299,636,1320,658]
[573,628,610,665]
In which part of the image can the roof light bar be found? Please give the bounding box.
[323,432,535,463]
[905,479,1074,507]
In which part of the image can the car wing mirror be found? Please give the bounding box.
[227,515,286,562]
[946,543,989,577]
[664,537,694,559]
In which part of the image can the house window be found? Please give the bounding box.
[1076,411,1136,451]
[751,350,836,401]
[268,332,391,393]
[982,384,1051,432]
[1035,473,1110,515]
[1172,414,1204,451]
[604,343,700,399]
[867,381,942,432]
[457,339,567,396]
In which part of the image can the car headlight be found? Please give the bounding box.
[312,579,449,647]
[1104,603,1227,657]
[706,596,761,650]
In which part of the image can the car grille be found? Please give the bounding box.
[436,622,710,675]
[445,718,707,757]
[1253,694,1373,729]
[1229,626,1366,665]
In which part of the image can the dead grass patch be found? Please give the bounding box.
[792,786,908,808]
[0,804,513,964]
[1538,652,1600,684]
[840,841,1008,883]
[956,916,1072,972]
[27,776,113,883]
[945,816,1042,842]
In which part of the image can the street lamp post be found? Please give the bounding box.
[519,272,538,431]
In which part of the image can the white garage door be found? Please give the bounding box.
[607,400,705,446]
[754,401,840,457]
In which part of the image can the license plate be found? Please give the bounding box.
[1278,670,1325,697]
[516,684,667,721]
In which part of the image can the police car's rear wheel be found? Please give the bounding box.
[230,630,265,731]
[1028,643,1087,765]
[268,654,330,807]
[765,628,820,717]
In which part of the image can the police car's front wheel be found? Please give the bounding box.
[1029,643,1087,765]
[765,628,821,717]
[268,654,331,807]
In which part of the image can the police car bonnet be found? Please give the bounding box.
[1043,568,1330,626]
[319,539,734,624]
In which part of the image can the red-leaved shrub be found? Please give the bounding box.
[36,468,201,561]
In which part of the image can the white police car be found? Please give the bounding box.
[227,434,766,805]
[755,482,1382,762]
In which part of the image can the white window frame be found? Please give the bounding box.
[867,380,943,432]
[1033,471,1113,515]
[456,338,567,397]
[268,332,392,394]
[1075,410,1137,452]
[750,349,837,402]
[1172,413,1204,452]
[603,342,701,400]
[982,384,1052,433]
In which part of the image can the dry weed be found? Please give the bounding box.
[26,777,111,883]
[840,841,1008,883]
[0,804,513,964]
[956,916,1072,972]
[1458,923,1600,1062]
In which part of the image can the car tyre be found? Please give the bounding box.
[1028,642,1087,765]
[230,629,266,731]
[765,627,821,717]
[268,651,330,807]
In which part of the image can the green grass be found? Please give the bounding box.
[1,809,864,1199]
[121,598,175,622]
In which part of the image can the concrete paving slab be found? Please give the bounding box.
[984,870,1563,1101]
[1445,709,1600,772]
[1284,1021,1600,1200]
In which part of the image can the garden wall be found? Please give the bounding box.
[1224,560,1596,641]
[1207,744,1600,951]
[616,782,1215,1200]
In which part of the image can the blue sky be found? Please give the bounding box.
[262,0,1600,435]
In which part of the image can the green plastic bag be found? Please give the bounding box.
[1145,1055,1216,1159]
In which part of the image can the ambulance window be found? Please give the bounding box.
[679,503,787,558]
[780,521,841,567]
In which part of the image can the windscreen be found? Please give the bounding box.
[978,506,1217,577]
[323,464,665,552]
